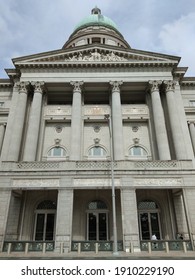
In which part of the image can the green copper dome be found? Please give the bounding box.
[74,7,118,32]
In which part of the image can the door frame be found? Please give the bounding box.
[86,210,109,241]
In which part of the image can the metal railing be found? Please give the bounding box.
[140,240,193,252]
[3,241,55,254]
[71,241,123,252]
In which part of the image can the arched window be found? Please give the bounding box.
[47,147,66,159]
[129,146,148,158]
[34,200,56,241]
[88,146,107,158]
[138,200,161,240]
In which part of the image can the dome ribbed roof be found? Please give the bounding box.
[73,7,118,32]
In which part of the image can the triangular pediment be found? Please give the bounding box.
[13,45,180,67]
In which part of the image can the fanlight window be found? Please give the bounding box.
[129,146,147,157]
[88,200,107,210]
[138,200,158,210]
[36,200,56,210]
[88,146,106,157]
[47,147,66,157]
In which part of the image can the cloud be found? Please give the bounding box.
[0,0,195,77]
[158,12,195,76]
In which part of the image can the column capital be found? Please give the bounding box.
[163,80,177,92]
[148,80,162,93]
[31,81,45,93]
[13,81,20,90]
[110,81,123,92]
[188,121,195,125]
[18,81,30,93]
[70,81,83,92]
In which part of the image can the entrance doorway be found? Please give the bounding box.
[34,200,56,241]
[138,200,161,240]
[87,200,109,241]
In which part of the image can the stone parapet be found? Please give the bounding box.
[0,160,193,172]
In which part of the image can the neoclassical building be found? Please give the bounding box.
[0,7,195,256]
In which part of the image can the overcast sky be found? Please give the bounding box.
[1,0,195,78]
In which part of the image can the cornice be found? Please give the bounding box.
[13,46,179,72]
[14,61,178,71]
[181,77,195,88]
[0,79,12,88]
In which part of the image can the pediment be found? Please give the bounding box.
[13,46,180,67]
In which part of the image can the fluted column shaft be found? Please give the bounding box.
[7,82,29,161]
[23,82,44,161]
[149,80,171,160]
[110,81,124,160]
[1,82,20,161]
[70,81,83,160]
[188,122,195,154]
[164,80,187,159]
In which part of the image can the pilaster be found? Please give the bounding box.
[120,189,140,252]
[0,190,11,252]
[55,189,74,253]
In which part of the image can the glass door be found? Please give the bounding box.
[34,212,55,241]
[139,212,161,240]
[87,212,108,241]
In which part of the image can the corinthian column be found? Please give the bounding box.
[70,81,83,160]
[23,82,44,161]
[7,82,30,161]
[110,81,124,160]
[1,82,20,161]
[149,80,171,160]
[164,80,187,159]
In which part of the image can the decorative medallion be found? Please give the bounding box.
[94,125,101,133]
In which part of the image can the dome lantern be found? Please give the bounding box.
[91,6,101,15]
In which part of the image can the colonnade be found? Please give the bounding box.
[0,79,194,161]
[149,80,193,160]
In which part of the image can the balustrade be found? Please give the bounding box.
[0,160,193,171]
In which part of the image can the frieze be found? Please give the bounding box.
[84,105,110,116]
[44,106,72,117]
[12,179,60,189]
[74,178,121,187]
[135,178,182,186]
[65,51,128,62]
[122,105,149,116]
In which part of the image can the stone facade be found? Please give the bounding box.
[0,7,195,256]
